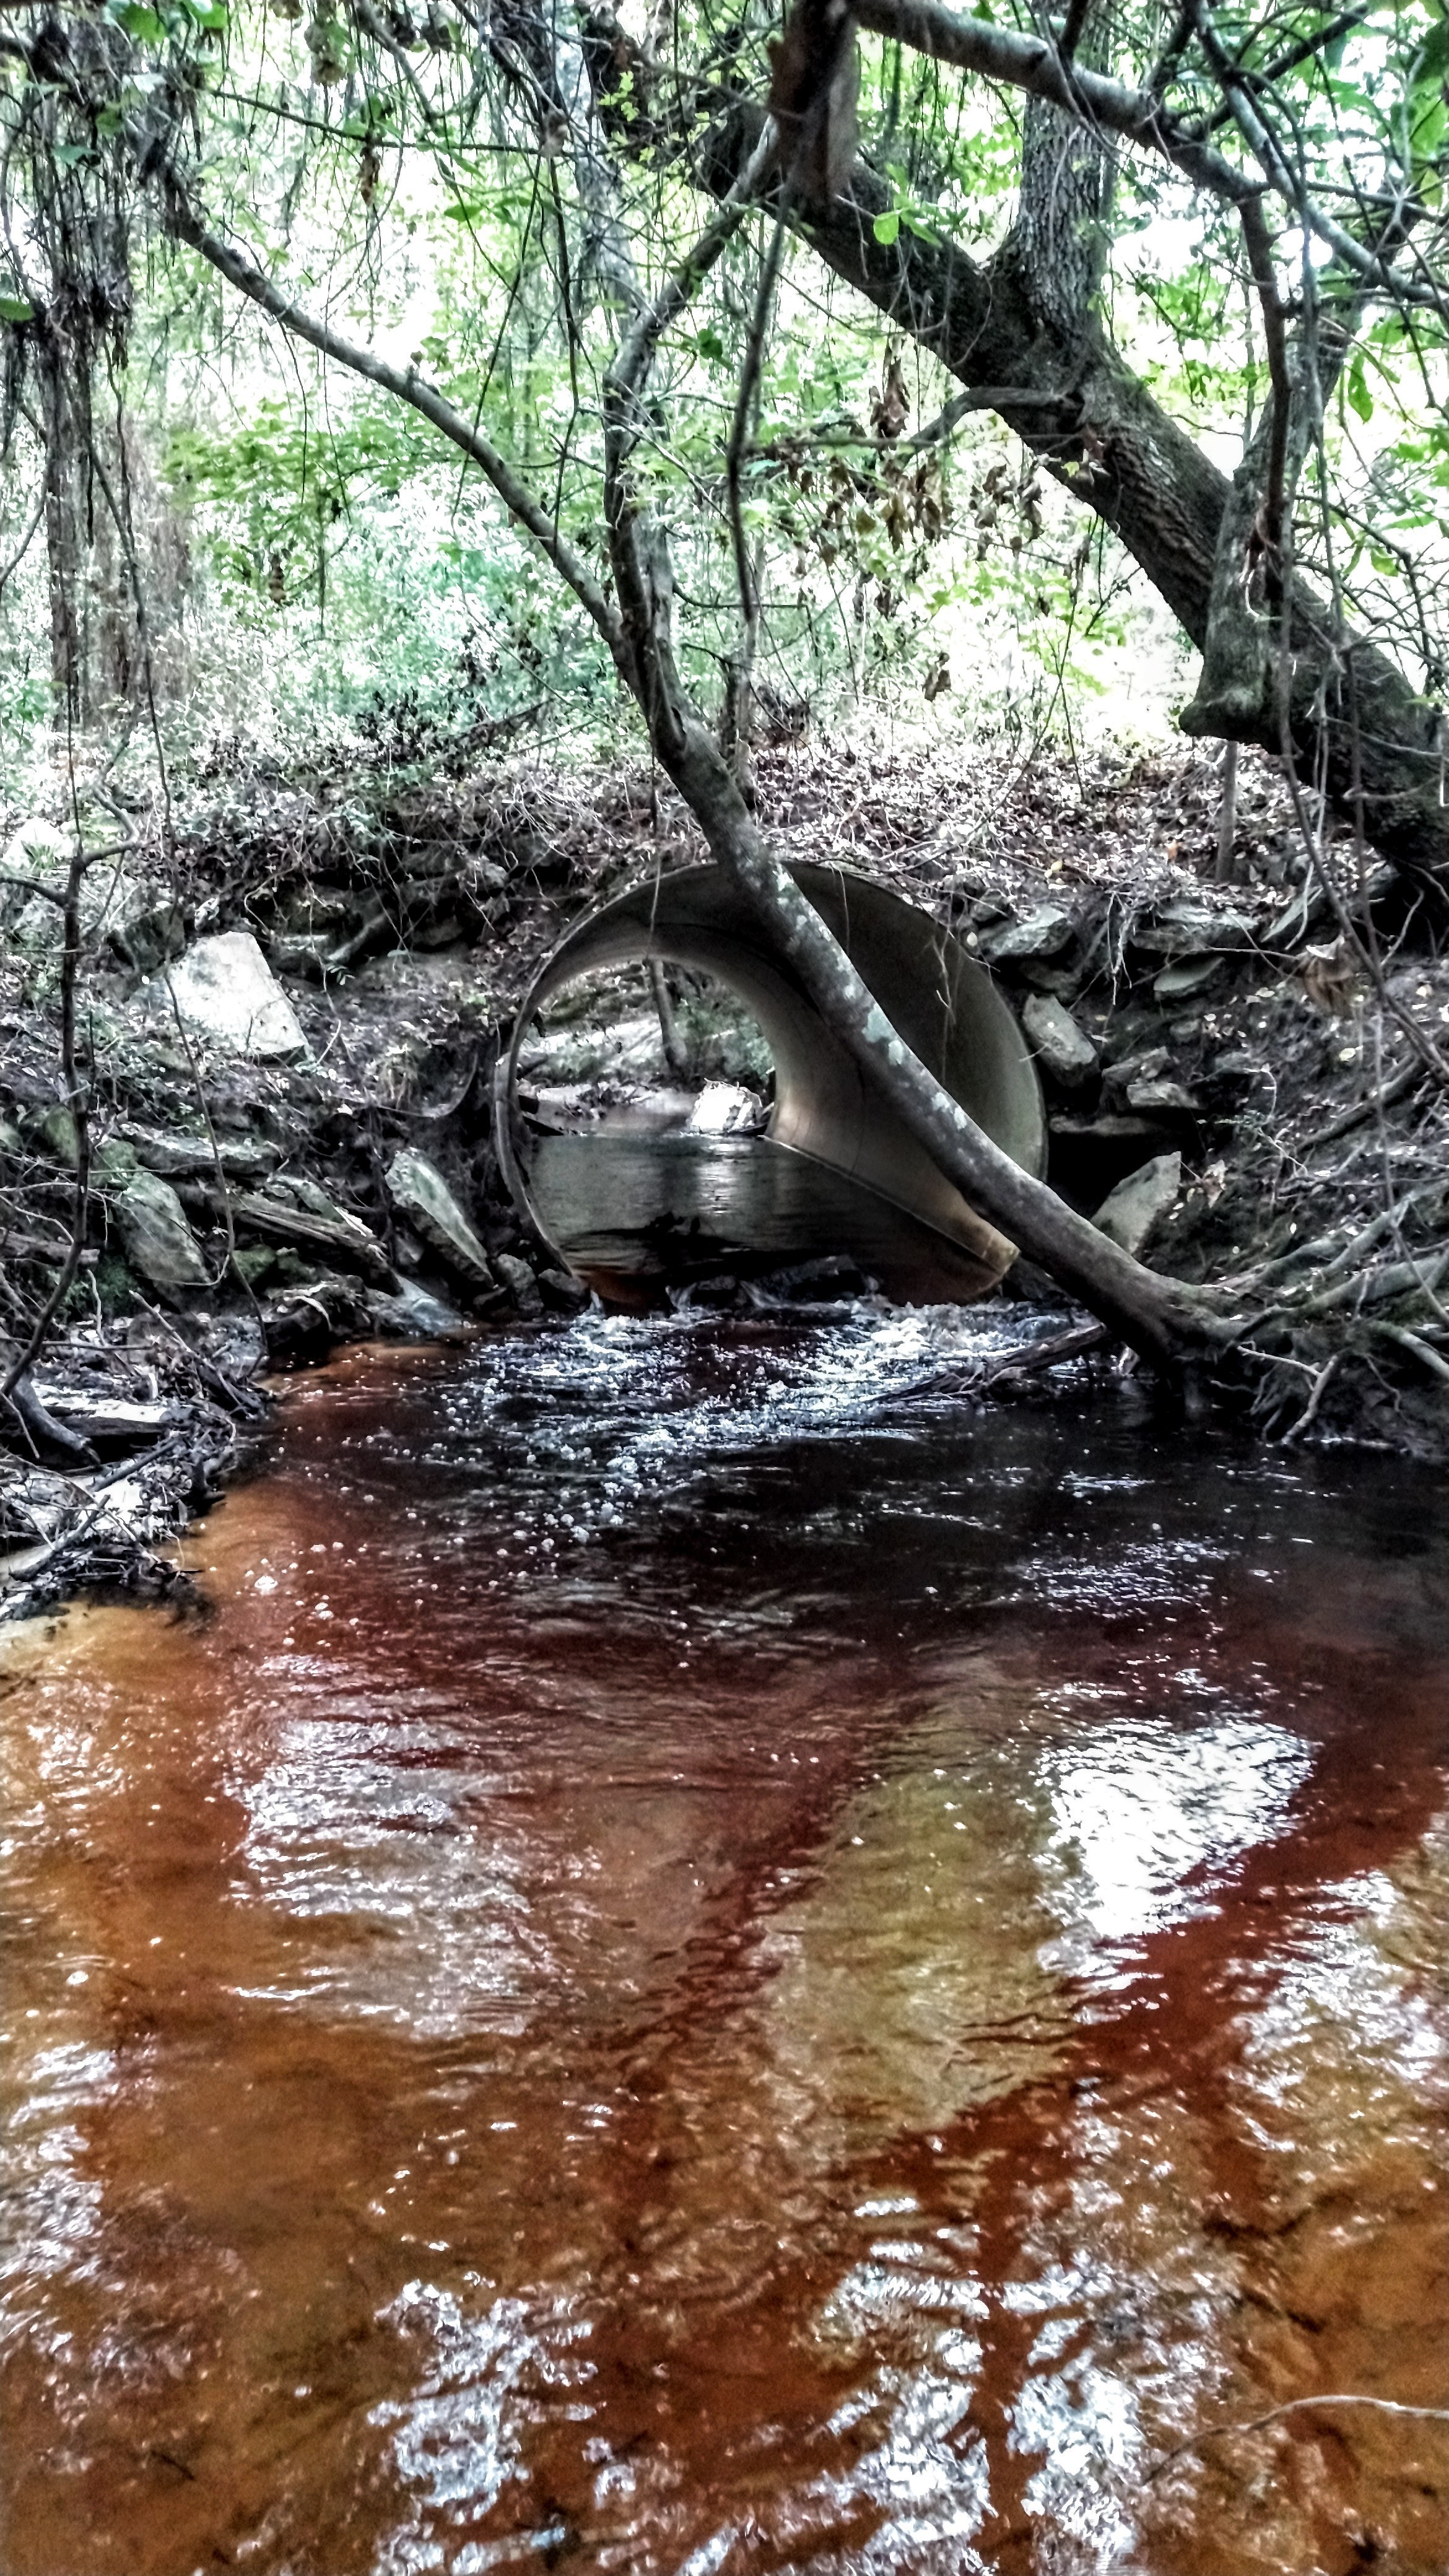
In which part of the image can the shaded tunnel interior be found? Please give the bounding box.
[497,863,1046,1307]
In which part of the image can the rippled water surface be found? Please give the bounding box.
[2,1306,1447,2575]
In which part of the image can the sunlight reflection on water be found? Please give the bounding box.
[1,1307,1447,2576]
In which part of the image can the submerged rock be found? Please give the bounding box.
[494,1251,544,1315]
[1092,1152,1182,1258]
[149,933,307,1060]
[113,1169,210,1293]
[365,1281,470,1341]
[385,1147,495,1289]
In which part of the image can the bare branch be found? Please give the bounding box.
[152,157,623,653]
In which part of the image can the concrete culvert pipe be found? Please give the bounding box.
[496,863,1046,1308]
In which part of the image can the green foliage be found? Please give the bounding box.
[0,0,1444,758]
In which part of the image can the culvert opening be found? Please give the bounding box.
[518,960,775,1134]
[498,866,1047,1310]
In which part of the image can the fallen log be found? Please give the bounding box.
[186,1186,394,1282]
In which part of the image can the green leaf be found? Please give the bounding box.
[442,199,482,222]
[0,294,33,323]
[111,1,166,38]
[1412,15,1449,82]
[1346,354,1373,422]
[693,326,725,363]
[872,210,900,246]
[1368,549,1398,577]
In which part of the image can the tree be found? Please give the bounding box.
[0,0,1446,1371]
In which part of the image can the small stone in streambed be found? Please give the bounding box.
[37,1106,82,1170]
[1125,1077,1199,1114]
[1092,1152,1183,1258]
[1131,902,1253,957]
[365,1281,470,1341]
[1153,954,1225,1003]
[537,1268,589,1312]
[121,1125,277,1184]
[1022,994,1098,1087]
[230,1245,279,1291]
[494,1252,544,1316]
[113,1170,210,1294]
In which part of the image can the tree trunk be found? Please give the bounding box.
[38,346,90,729]
[700,113,1449,892]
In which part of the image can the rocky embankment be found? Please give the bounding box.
[3,735,1447,1619]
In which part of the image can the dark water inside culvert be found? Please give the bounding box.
[2,1307,1447,2576]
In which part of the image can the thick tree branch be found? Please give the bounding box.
[603,175,1230,1368]
[855,0,1447,313]
[697,113,1449,889]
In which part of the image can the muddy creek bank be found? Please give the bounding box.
[2,1305,1447,2575]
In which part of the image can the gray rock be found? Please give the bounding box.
[113,1168,210,1293]
[1092,1152,1182,1257]
[121,1125,277,1184]
[1131,902,1253,958]
[494,1251,544,1316]
[1022,993,1097,1087]
[148,932,307,1060]
[385,1147,495,1287]
[1152,954,1225,1002]
[1125,1077,1199,1114]
[537,1266,590,1311]
[108,893,186,978]
[365,1281,469,1341]
[977,904,1074,965]
[1103,1046,1170,1102]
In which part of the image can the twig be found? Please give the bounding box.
[1279,1347,1339,1441]
[884,1318,1109,1401]
[1148,2393,1449,2481]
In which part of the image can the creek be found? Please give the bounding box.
[1,1305,1447,2575]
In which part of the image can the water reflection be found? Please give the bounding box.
[1,1308,1446,2575]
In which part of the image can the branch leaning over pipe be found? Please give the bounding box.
[599,143,1231,1369]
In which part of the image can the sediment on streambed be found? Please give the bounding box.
[4,734,1449,1619]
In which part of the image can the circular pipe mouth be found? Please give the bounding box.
[497,861,1045,1305]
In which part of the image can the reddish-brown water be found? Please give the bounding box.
[2,1307,1447,2575]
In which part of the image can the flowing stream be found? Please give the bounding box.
[2,1305,1447,2575]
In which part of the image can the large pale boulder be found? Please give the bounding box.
[1092,1152,1181,1258]
[150,933,306,1059]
